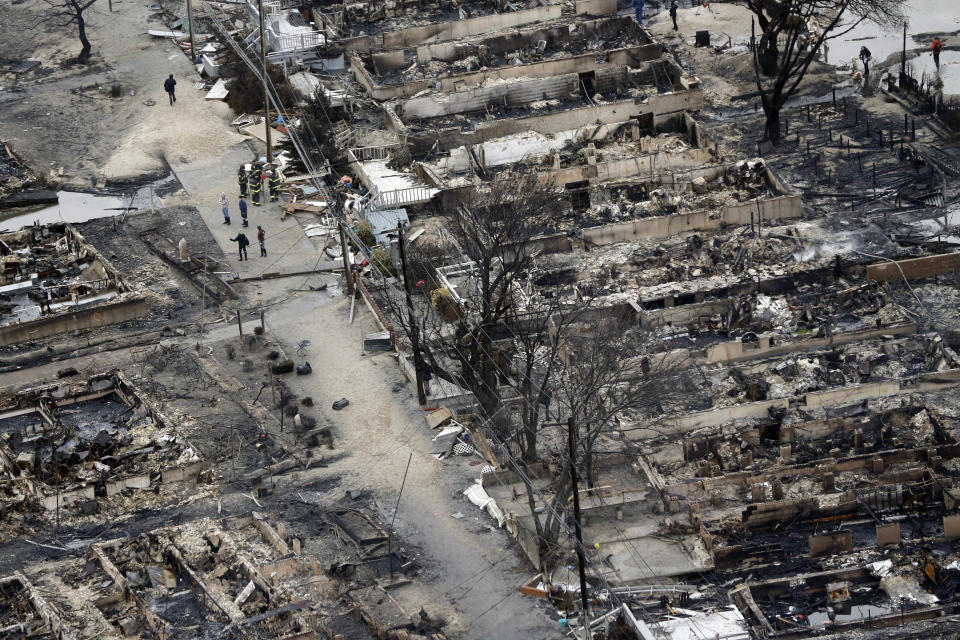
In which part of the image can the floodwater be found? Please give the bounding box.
[828,0,960,94]
[1,191,127,230]
[0,173,180,231]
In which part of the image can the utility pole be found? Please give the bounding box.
[338,222,354,295]
[397,224,427,405]
[901,20,907,79]
[185,0,196,63]
[257,0,273,162]
[567,417,590,636]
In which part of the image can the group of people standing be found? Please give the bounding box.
[219,162,278,261]
[237,163,282,206]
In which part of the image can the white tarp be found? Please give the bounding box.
[148,30,187,38]
[650,607,750,640]
[289,71,321,100]
[463,479,505,527]
[304,223,336,238]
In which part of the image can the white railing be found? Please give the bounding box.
[348,144,401,162]
[361,185,435,213]
[268,30,325,52]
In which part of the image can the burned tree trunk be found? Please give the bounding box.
[764,100,782,145]
[40,0,100,64]
[758,33,779,76]
[750,0,905,146]
[76,10,91,63]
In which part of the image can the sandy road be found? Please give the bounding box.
[244,284,560,639]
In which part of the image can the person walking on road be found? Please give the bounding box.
[219,192,230,224]
[859,46,872,76]
[670,0,679,30]
[257,225,267,257]
[933,37,944,71]
[164,74,177,105]
[238,196,249,227]
[231,232,250,261]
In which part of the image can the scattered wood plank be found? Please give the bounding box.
[471,431,500,469]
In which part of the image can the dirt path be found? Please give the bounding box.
[241,285,560,639]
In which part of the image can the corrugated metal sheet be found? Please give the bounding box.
[364,208,409,244]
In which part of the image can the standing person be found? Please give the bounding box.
[238,196,249,227]
[230,232,250,261]
[633,0,643,25]
[219,192,230,224]
[670,0,679,30]
[932,37,944,71]
[164,74,177,105]
[238,166,248,197]
[268,169,281,202]
[859,46,872,76]
[250,171,262,206]
[257,225,267,257]
[539,383,553,421]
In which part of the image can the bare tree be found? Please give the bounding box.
[374,173,564,431]
[745,0,904,144]
[558,321,693,485]
[40,0,100,64]
[505,292,581,463]
[514,316,695,572]
[447,175,563,426]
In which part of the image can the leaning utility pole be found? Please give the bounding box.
[388,452,413,580]
[567,417,590,636]
[398,224,427,405]
[185,0,196,62]
[338,223,354,296]
[256,0,273,162]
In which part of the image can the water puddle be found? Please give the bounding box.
[59,395,127,441]
[1,191,127,230]
[0,173,181,231]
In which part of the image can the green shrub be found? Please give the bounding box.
[354,220,376,247]
[371,247,397,277]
